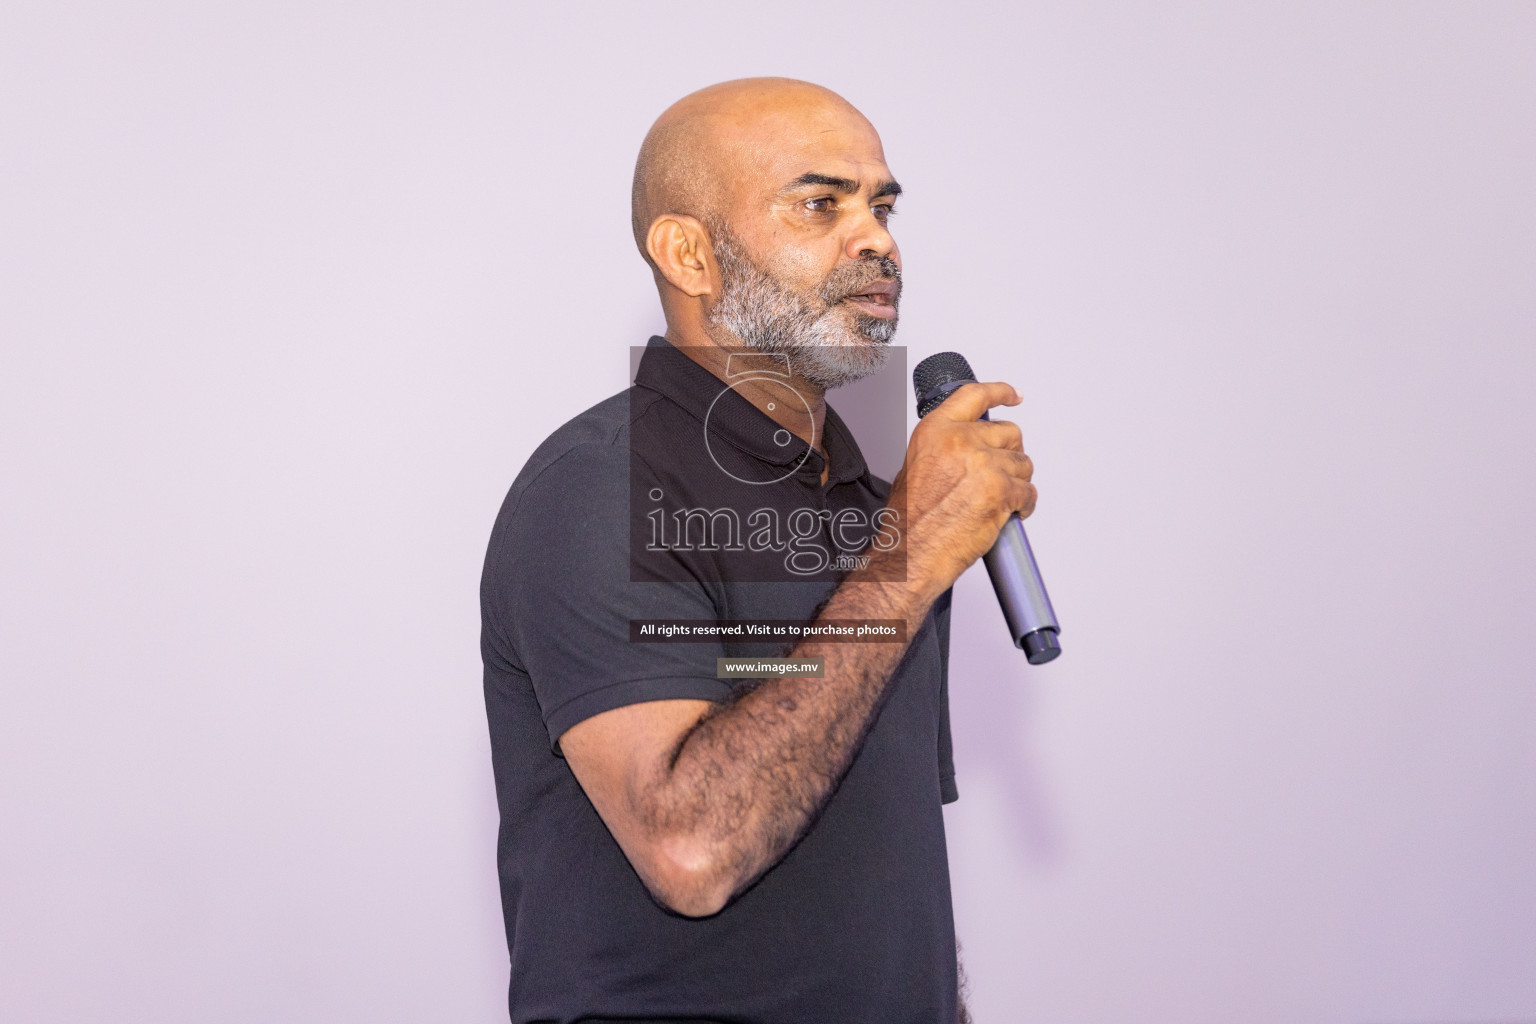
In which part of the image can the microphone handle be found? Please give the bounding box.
[977,406,1062,664]
[982,512,1061,664]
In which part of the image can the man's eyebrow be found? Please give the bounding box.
[779,172,904,200]
[781,172,860,195]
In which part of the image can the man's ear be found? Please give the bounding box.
[646,215,714,299]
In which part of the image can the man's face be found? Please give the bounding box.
[704,100,903,389]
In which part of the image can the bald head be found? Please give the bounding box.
[630,78,872,266]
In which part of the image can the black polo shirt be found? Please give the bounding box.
[480,336,958,1023]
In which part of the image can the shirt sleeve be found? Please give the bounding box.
[934,587,958,804]
[484,441,733,749]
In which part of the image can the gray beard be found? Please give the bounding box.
[706,224,899,390]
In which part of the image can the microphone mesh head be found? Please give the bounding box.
[913,351,977,416]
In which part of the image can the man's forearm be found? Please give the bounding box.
[635,552,941,912]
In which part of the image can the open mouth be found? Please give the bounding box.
[841,279,900,319]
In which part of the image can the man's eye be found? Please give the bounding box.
[805,197,835,213]
[874,204,896,221]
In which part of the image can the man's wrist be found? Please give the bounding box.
[838,546,946,634]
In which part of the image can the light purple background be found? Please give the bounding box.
[3,3,1533,1022]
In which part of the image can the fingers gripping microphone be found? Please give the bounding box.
[913,352,1062,665]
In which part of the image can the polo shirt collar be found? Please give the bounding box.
[633,336,871,486]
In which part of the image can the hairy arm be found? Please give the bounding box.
[563,550,936,916]
[560,382,1033,917]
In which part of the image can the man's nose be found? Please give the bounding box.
[844,206,896,263]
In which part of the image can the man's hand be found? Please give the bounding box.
[560,381,1033,917]
[893,380,1036,604]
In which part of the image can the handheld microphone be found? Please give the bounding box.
[913,352,1062,665]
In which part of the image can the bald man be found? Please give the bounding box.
[480,79,1034,1023]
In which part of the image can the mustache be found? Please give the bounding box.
[820,255,902,305]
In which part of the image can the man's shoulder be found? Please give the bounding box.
[515,388,628,483]
[481,388,641,606]
[500,385,668,505]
